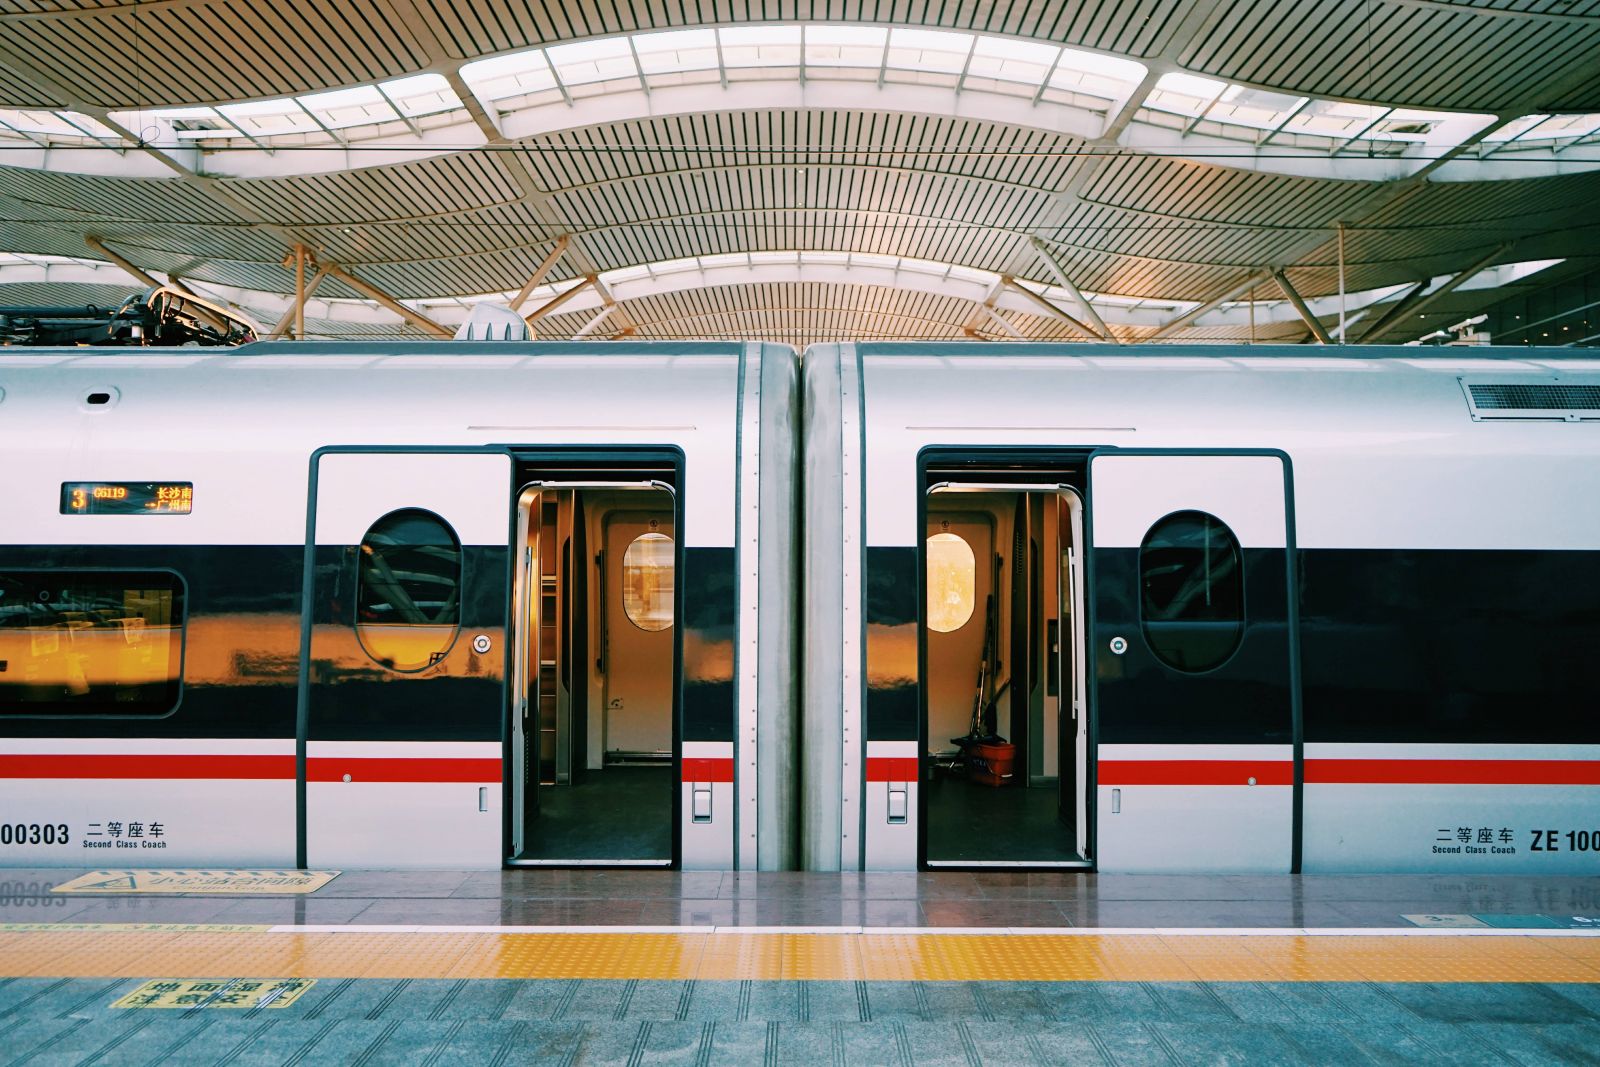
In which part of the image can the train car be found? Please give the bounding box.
[0,340,799,871]
[802,342,1600,874]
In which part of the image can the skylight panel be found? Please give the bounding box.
[1486,112,1600,147]
[216,98,318,137]
[546,37,637,87]
[632,29,719,74]
[460,50,558,103]
[1283,98,1386,138]
[298,85,397,130]
[1145,71,1229,116]
[718,26,802,68]
[1363,107,1453,143]
[804,25,886,68]
[379,73,461,117]
[1206,86,1307,132]
[0,108,106,138]
[1484,113,1550,143]
[968,36,1057,86]
[120,106,238,141]
[885,28,974,75]
[59,111,118,138]
[1052,48,1147,90]
[1541,114,1600,139]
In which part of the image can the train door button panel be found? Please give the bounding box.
[887,784,908,824]
[692,784,713,823]
[472,634,492,653]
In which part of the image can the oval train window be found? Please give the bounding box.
[356,508,463,672]
[926,532,975,633]
[623,532,674,631]
[1139,510,1244,673]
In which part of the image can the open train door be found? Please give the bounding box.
[1088,450,1298,873]
[301,449,511,869]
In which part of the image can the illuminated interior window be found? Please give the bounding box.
[926,532,976,633]
[356,508,462,672]
[0,571,184,715]
[623,532,674,631]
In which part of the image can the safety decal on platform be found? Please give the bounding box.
[51,870,340,895]
[112,978,316,1010]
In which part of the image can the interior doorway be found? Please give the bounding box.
[509,481,677,865]
[922,483,1089,867]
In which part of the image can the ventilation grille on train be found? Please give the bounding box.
[1462,381,1600,422]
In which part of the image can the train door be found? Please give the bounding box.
[509,482,677,866]
[1088,451,1297,873]
[921,483,1089,867]
[303,450,510,869]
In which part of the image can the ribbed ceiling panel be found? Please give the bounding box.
[0,0,1595,111]
[1177,0,1600,111]
[0,1,431,107]
[419,1,1187,63]
[0,280,139,304]
[216,153,525,225]
[519,112,1085,196]
[1078,155,1374,229]
[0,166,244,225]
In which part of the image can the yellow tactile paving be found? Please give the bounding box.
[3,928,1600,983]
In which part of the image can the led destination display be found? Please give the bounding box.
[61,482,193,515]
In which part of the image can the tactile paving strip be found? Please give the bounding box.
[3,929,1599,983]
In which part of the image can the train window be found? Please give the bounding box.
[0,571,184,715]
[1140,511,1244,672]
[926,532,975,633]
[356,509,462,672]
[623,532,674,631]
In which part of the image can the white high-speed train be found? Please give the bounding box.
[803,342,1600,874]
[0,339,1596,874]
[0,341,799,872]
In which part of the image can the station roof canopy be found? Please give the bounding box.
[0,0,1597,347]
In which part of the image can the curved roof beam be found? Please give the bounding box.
[3,249,1558,342]
[2,24,1596,183]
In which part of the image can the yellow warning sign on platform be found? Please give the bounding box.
[113,978,317,1010]
[52,870,339,895]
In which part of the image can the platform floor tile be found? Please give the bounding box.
[1,979,1600,1065]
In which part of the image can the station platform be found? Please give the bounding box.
[0,870,1598,1064]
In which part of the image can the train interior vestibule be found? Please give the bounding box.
[509,483,677,866]
[923,486,1089,867]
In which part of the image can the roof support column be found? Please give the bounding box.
[1355,242,1511,343]
[962,278,1020,339]
[85,234,163,290]
[1271,268,1333,345]
[511,235,571,311]
[572,305,615,339]
[271,264,328,340]
[294,245,310,339]
[1028,237,1118,342]
[1148,270,1268,340]
[1002,276,1103,341]
[523,275,596,337]
[320,263,452,339]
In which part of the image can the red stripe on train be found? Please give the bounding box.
[305,758,500,784]
[1098,760,1294,786]
[866,757,920,781]
[0,754,294,780]
[1306,759,1600,786]
[681,757,735,782]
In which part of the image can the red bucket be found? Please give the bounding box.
[967,741,1015,787]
